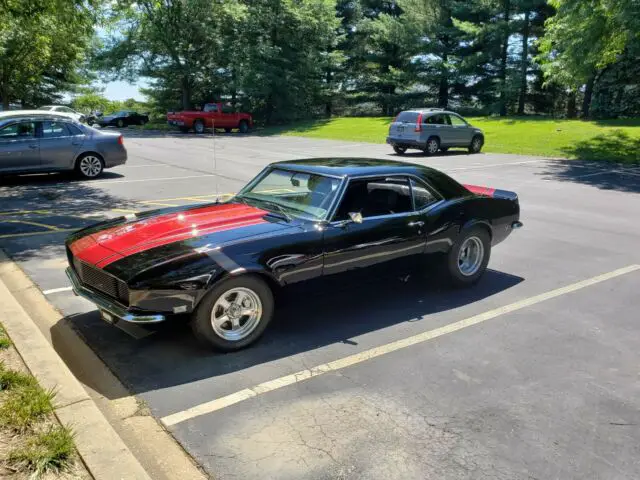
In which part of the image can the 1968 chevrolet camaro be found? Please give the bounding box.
[65,158,522,351]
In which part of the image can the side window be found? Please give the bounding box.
[66,123,83,135]
[425,114,447,125]
[204,104,218,113]
[42,121,70,138]
[0,122,35,139]
[448,114,467,126]
[335,177,412,220]
[410,179,438,210]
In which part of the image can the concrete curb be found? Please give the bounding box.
[0,268,152,479]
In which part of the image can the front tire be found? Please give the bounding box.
[393,146,407,155]
[424,137,440,156]
[75,153,104,179]
[238,120,249,134]
[442,227,491,288]
[191,276,274,351]
[116,119,124,128]
[469,135,484,153]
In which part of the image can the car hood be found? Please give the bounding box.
[68,202,291,271]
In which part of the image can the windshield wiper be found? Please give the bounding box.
[236,195,292,221]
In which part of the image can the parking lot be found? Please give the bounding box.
[2,132,640,479]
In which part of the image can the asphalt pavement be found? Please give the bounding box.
[1,130,640,479]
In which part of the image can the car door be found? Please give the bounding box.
[202,103,221,129]
[39,120,84,171]
[425,114,454,146]
[322,176,427,281]
[0,121,40,172]
[447,114,473,146]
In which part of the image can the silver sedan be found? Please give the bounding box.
[0,111,127,179]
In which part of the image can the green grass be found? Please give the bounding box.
[0,327,11,350]
[0,382,55,431]
[8,425,75,476]
[262,116,640,163]
[0,363,36,391]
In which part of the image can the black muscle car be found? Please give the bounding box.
[95,110,149,128]
[65,158,522,351]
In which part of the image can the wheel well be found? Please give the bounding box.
[199,271,281,308]
[427,135,440,145]
[468,221,492,241]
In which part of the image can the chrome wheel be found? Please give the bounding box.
[457,236,484,276]
[79,156,103,178]
[426,138,439,154]
[210,287,262,341]
[471,136,483,153]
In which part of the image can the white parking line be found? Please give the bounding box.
[43,287,73,295]
[160,264,640,427]
[446,160,542,171]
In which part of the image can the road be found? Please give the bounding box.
[2,131,640,479]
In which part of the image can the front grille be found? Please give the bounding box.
[72,257,129,306]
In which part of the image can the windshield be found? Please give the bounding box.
[237,168,341,220]
[37,106,53,111]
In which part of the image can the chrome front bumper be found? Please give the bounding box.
[66,267,166,324]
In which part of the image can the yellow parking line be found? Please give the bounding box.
[0,229,77,240]
[160,264,640,427]
[2,220,61,231]
[0,210,52,216]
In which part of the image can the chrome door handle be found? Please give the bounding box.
[408,221,424,228]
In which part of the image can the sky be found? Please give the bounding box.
[101,80,148,101]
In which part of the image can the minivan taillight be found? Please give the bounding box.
[415,113,423,132]
[118,135,124,145]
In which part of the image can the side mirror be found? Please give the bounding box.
[348,212,363,224]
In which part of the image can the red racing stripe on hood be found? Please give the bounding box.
[463,184,496,197]
[70,203,269,268]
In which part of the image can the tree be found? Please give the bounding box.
[0,0,97,109]
[539,0,640,118]
[95,0,247,110]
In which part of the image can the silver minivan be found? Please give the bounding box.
[386,109,484,156]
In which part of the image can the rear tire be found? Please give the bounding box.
[194,119,205,134]
[75,153,104,179]
[238,120,249,134]
[424,137,440,156]
[393,146,407,155]
[442,227,491,288]
[191,275,274,352]
[469,135,484,153]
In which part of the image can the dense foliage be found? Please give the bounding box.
[1,0,639,122]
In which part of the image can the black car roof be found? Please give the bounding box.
[272,157,436,178]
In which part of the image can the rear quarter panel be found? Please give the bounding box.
[461,196,520,246]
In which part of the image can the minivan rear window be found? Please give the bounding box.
[394,111,419,123]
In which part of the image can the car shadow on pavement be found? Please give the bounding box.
[56,268,523,400]
[538,159,640,194]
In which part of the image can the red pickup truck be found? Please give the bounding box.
[167,103,253,134]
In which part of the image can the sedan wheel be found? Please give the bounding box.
[425,137,440,156]
[192,276,274,351]
[117,119,124,128]
[76,154,104,179]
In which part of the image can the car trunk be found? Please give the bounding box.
[389,111,421,140]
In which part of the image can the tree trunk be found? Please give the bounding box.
[325,69,332,117]
[438,53,449,109]
[499,0,511,117]
[581,74,596,118]
[566,90,577,118]
[517,9,530,115]
[181,76,191,110]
